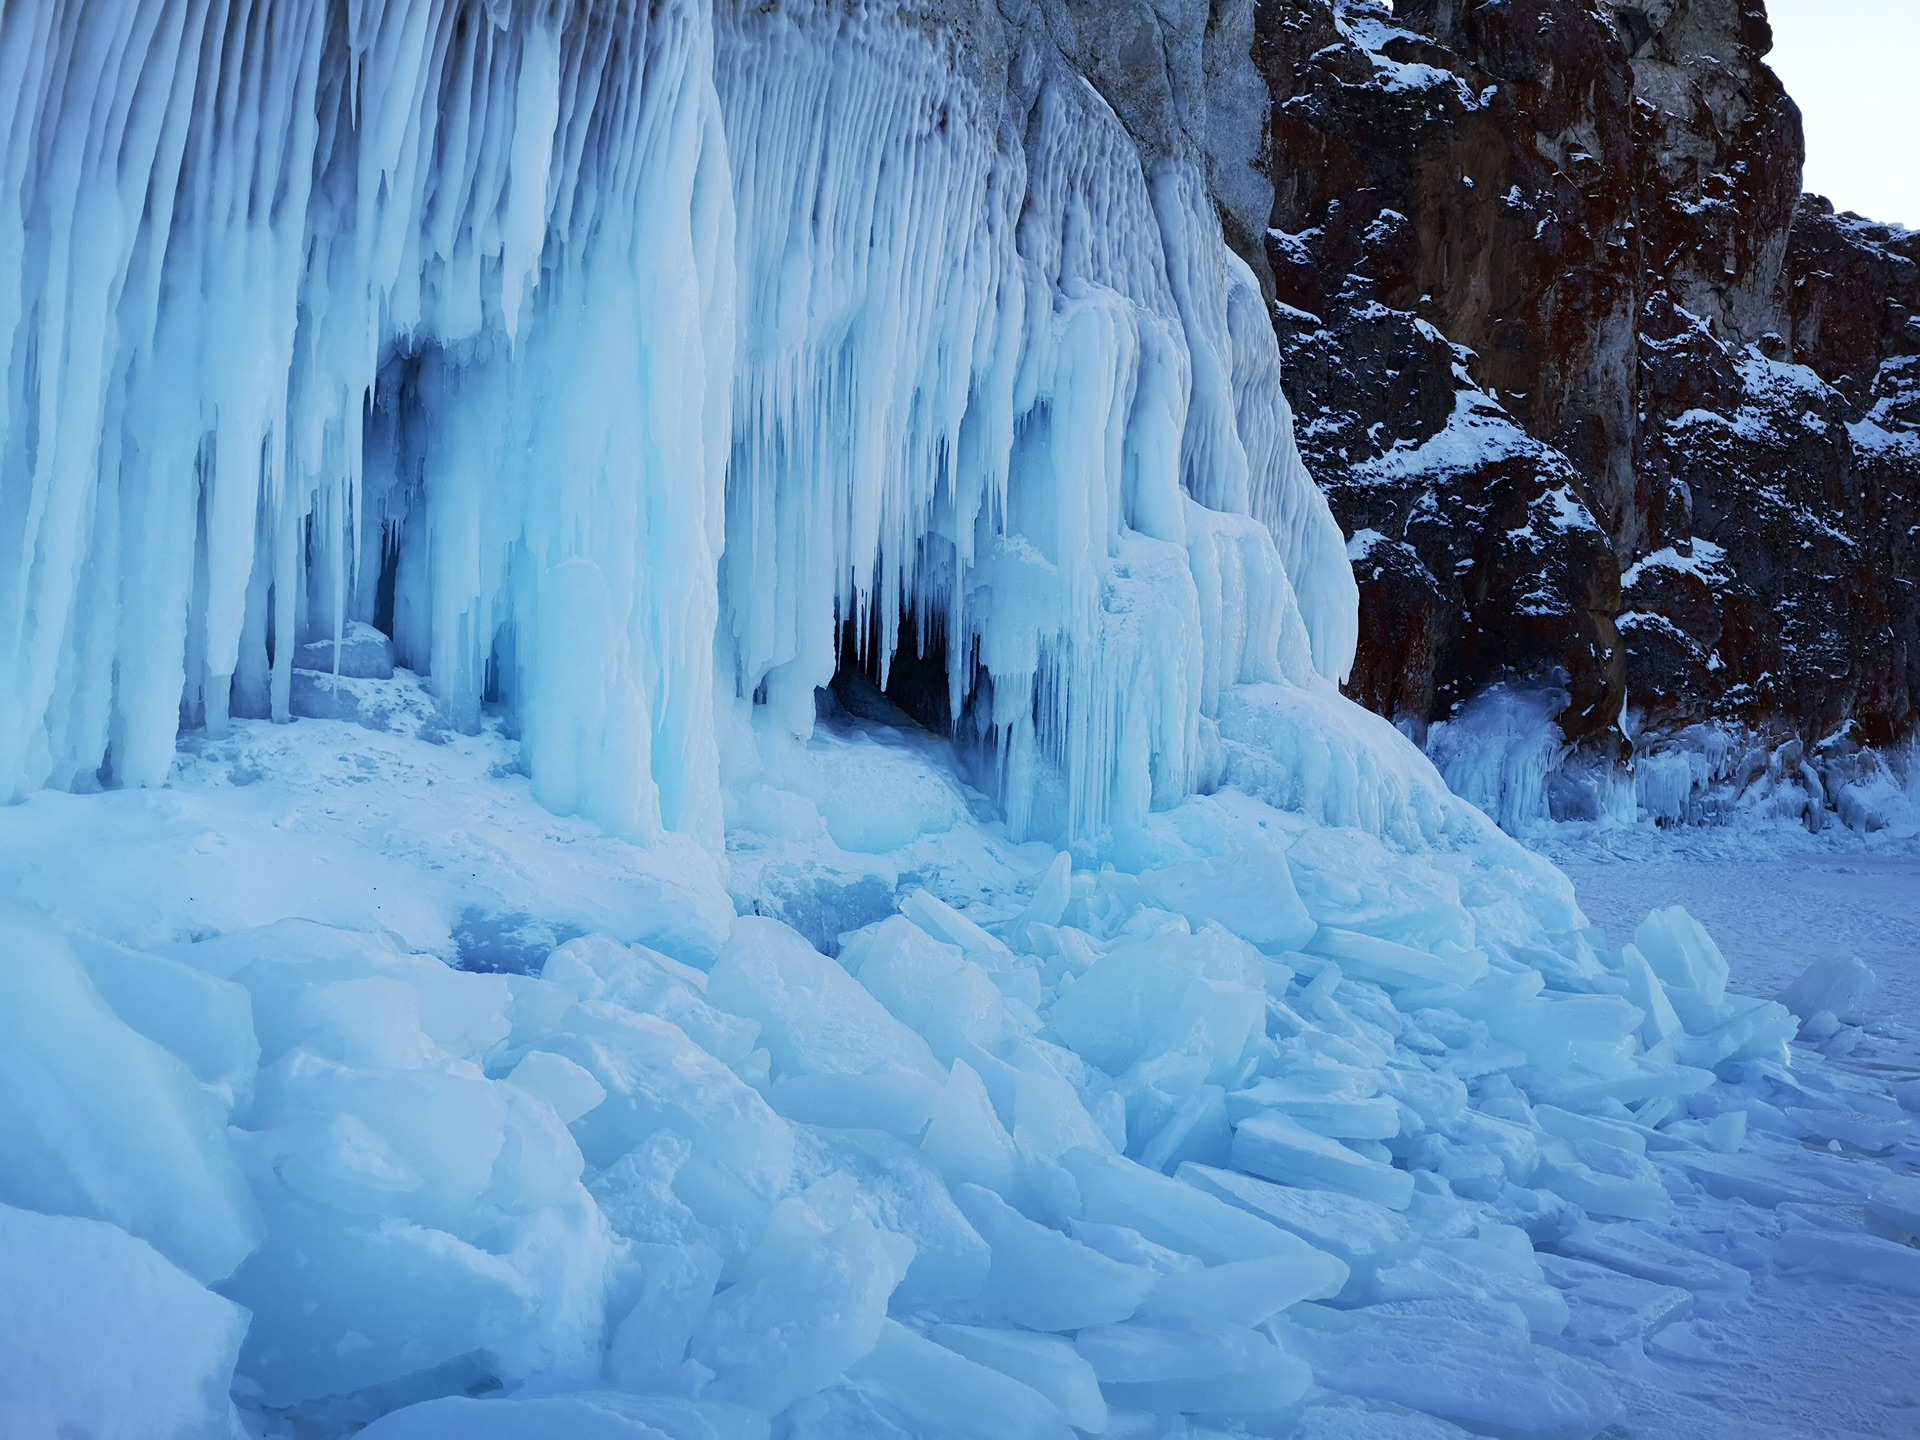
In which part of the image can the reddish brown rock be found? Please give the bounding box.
[1253,0,1920,758]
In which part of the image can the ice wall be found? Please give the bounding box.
[0,0,1357,846]
[0,0,735,846]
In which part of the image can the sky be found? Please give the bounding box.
[1765,0,1920,229]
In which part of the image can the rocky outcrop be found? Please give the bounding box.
[1252,0,1920,774]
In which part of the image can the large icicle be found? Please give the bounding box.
[0,0,1358,847]
[0,0,735,846]
[714,0,1351,840]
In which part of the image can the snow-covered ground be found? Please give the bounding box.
[5,685,1918,1439]
[1541,825,1920,1440]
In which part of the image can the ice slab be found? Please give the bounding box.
[1176,1162,1418,1280]
[1658,1150,1835,1210]
[543,936,759,1070]
[1774,954,1878,1028]
[1305,927,1489,990]
[225,1189,612,1407]
[1140,849,1316,953]
[1290,1398,1479,1438]
[844,1320,1074,1440]
[358,1394,770,1440]
[690,1215,911,1413]
[0,906,260,1283]
[546,1003,793,1188]
[1550,1222,1751,1295]
[66,932,259,1102]
[0,1203,248,1440]
[952,1183,1154,1331]
[1535,1252,1693,1349]
[1075,1318,1312,1417]
[1144,1250,1348,1325]
[841,917,1018,1065]
[921,1060,1024,1197]
[1228,1076,1402,1140]
[606,1240,724,1389]
[1367,1242,1571,1339]
[1277,1305,1621,1440]
[707,917,944,1084]
[765,1069,943,1136]
[1784,1106,1909,1154]
[1230,1109,1417,1209]
[1066,1150,1330,1266]
[790,1131,990,1306]
[507,1051,609,1126]
[1634,907,1731,1002]
[1534,1135,1673,1224]
[1866,1176,1920,1242]
[1045,927,1265,1083]
[930,1324,1108,1434]
[1774,1227,1920,1294]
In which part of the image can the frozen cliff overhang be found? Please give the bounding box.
[10,8,1920,1439]
[0,0,1358,846]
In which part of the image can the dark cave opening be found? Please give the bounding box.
[828,600,971,739]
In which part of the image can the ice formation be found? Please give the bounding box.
[0,0,1355,848]
[1427,690,1920,838]
[4,2,1918,1439]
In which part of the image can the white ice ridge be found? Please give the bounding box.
[0,0,1356,846]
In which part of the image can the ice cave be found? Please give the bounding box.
[1,1,1916,1438]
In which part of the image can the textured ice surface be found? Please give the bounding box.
[3,669,1917,1440]
[0,1203,249,1440]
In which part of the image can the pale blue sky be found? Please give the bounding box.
[1766,0,1919,228]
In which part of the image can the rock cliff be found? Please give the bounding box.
[1252,0,1920,810]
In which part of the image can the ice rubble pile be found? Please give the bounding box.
[15,786,1898,1440]
[1423,678,1920,838]
[0,0,1356,848]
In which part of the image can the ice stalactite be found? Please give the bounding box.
[1,0,735,845]
[714,0,1355,840]
[0,0,1356,846]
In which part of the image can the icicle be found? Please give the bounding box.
[0,0,735,847]
[0,0,1360,849]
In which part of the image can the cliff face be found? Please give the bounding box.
[1253,0,1920,775]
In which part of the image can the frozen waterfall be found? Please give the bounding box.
[9,8,1916,1440]
[0,0,1356,845]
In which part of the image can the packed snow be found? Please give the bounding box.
[2,2,1918,1440]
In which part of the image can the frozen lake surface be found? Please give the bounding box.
[1557,847,1920,1027]
[1546,831,1920,1440]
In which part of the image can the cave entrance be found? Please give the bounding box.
[828,600,972,738]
